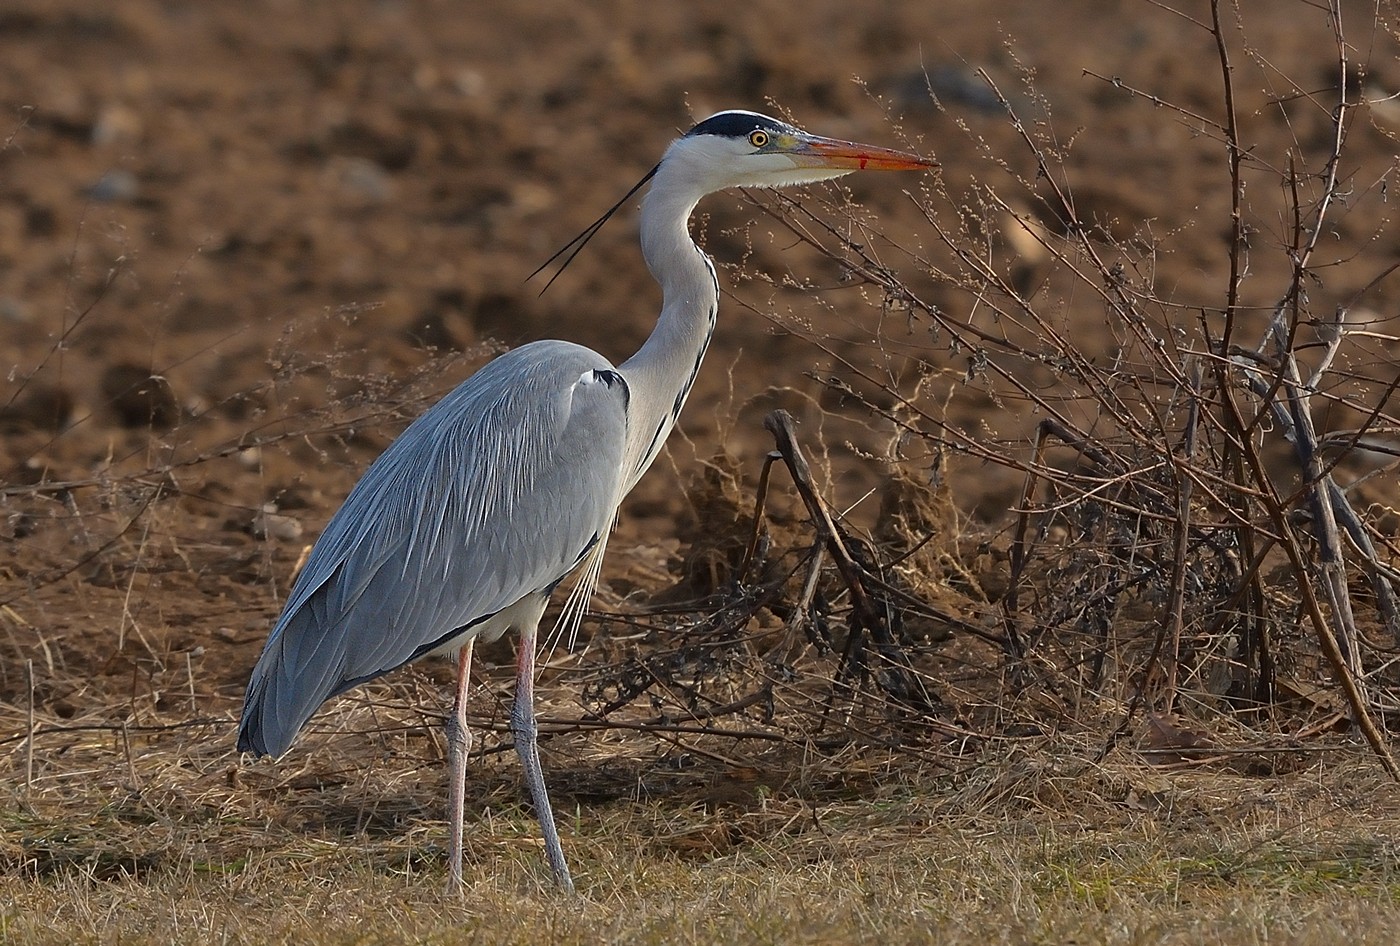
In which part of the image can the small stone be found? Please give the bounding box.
[251,505,304,541]
[87,169,139,203]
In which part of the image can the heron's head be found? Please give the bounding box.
[660,110,935,194]
[531,110,933,293]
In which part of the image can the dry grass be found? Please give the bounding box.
[4,721,1400,944]
[5,598,1398,945]
[4,628,1400,946]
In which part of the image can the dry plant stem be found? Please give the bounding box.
[185,652,197,716]
[762,411,885,646]
[25,658,34,796]
[1276,508,1393,773]
[3,260,119,421]
[856,571,1002,648]
[1080,70,1224,134]
[120,720,140,790]
[1280,357,1363,681]
[1162,359,1204,708]
[739,450,783,583]
[1102,411,1258,756]
[1202,1,1268,709]
[523,711,790,745]
[1004,430,1045,658]
[1326,477,1400,639]
[788,543,827,636]
[445,637,475,892]
[1210,0,1245,349]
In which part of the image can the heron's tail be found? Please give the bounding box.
[237,659,300,758]
[236,608,344,758]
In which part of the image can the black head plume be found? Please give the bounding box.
[529,162,660,295]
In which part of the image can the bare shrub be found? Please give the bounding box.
[656,0,1400,770]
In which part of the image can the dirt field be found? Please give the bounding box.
[4,0,1400,942]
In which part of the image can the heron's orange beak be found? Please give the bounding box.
[789,134,936,172]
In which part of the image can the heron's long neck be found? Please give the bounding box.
[617,176,718,488]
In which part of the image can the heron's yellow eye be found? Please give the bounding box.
[748,129,769,149]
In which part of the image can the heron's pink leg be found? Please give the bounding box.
[445,637,475,891]
[511,619,575,893]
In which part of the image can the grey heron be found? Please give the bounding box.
[237,110,933,893]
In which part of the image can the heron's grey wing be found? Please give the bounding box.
[238,340,628,756]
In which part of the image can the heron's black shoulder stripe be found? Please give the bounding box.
[590,369,628,407]
[635,417,668,477]
[686,111,791,140]
[670,310,715,419]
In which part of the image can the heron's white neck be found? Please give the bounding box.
[616,169,719,488]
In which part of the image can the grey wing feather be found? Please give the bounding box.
[238,340,628,757]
